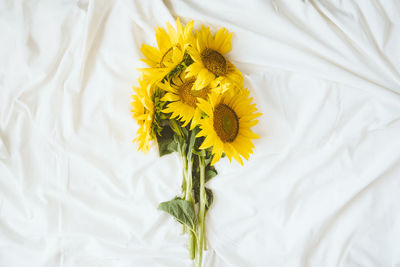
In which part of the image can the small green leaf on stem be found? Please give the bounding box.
[158,198,197,231]
[205,187,213,210]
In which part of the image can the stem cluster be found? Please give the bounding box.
[177,129,209,266]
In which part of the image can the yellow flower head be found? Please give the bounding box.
[159,73,214,130]
[186,26,243,92]
[139,18,195,83]
[197,88,261,165]
[131,77,155,152]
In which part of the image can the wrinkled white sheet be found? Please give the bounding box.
[1,0,400,266]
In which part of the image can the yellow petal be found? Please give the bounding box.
[141,44,162,62]
[166,21,178,44]
[197,98,213,116]
[161,93,180,102]
[211,151,222,165]
[199,136,214,149]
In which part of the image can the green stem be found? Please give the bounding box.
[181,157,187,199]
[186,157,196,260]
[185,158,193,202]
[181,155,187,234]
[185,131,196,260]
[177,143,188,234]
[195,155,206,267]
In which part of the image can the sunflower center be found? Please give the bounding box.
[213,104,239,142]
[178,79,209,107]
[201,48,227,76]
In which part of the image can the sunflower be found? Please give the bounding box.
[186,26,243,92]
[159,73,212,130]
[131,77,155,152]
[196,88,261,165]
[139,18,194,83]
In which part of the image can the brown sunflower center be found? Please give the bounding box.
[200,48,227,76]
[213,104,239,142]
[178,79,209,107]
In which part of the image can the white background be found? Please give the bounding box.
[1,0,400,266]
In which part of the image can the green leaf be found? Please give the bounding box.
[205,165,217,182]
[205,187,213,210]
[156,126,177,157]
[158,198,196,230]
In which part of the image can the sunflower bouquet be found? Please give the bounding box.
[131,18,261,267]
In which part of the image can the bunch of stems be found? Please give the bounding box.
[177,129,208,267]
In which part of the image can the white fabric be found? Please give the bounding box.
[1,0,400,266]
